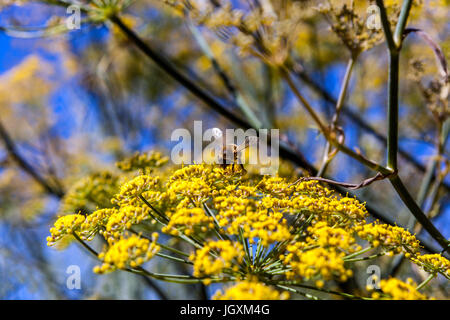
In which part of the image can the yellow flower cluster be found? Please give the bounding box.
[281,247,351,282]
[307,222,356,251]
[289,194,367,227]
[103,205,151,243]
[167,178,212,203]
[94,233,160,274]
[165,164,250,209]
[48,159,445,299]
[232,210,292,246]
[257,177,332,198]
[213,280,289,300]
[116,175,159,199]
[61,171,120,214]
[190,240,244,277]
[211,194,292,245]
[409,254,450,278]
[116,151,168,173]
[80,208,118,240]
[355,222,421,254]
[162,207,214,236]
[168,163,240,183]
[257,176,295,196]
[373,278,428,300]
[47,214,86,246]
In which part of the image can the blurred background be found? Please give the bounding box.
[0,0,448,299]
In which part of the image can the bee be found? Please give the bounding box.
[212,129,258,172]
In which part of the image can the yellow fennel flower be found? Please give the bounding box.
[190,240,244,277]
[213,279,289,300]
[163,207,214,236]
[373,278,429,300]
[104,205,151,243]
[282,246,349,281]
[47,214,86,246]
[113,175,160,204]
[94,233,160,274]
[410,254,450,279]
[355,222,421,254]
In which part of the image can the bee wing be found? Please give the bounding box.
[211,128,223,140]
[236,136,258,153]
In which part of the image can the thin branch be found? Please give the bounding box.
[319,56,357,176]
[0,119,64,198]
[375,0,397,52]
[394,0,414,47]
[389,175,450,254]
[292,171,394,190]
[415,273,436,291]
[387,51,400,170]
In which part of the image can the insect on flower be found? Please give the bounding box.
[211,128,258,173]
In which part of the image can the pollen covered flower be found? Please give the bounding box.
[282,246,350,281]
[94,233,160,274]
[104,205,151,243]
[213,280,289,300]
[257,175,295,196]
[230,209,292,246]
[190,240,244,277]
[162,207,214,236]
[47,214,86,246]
[167,178,212,202]
[409,254,450,278]
[355,222,421,254]
[80,208,118,241]
[112,175,159,205]
[372,278,429,300]
[290,194,367,226]
[307,222,355,251]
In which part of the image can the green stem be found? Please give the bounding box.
[73,233,98,258]
[375,0,396,52]
[332,57,356,127]
[389,175,450,254]
[156,252,193,265]
[394,0,414,47]
[274,281,372,300]
[387,52,399,171]
[320,57,357,176]
[239,228,252,266]
[275,285,320,300]
[343,246,373,260]
[139,194,169,223]
[344,252,385,262]
[416,273,436,291]
[157,242,191,257]
[136,267,232,284]
[282,70,329,134]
